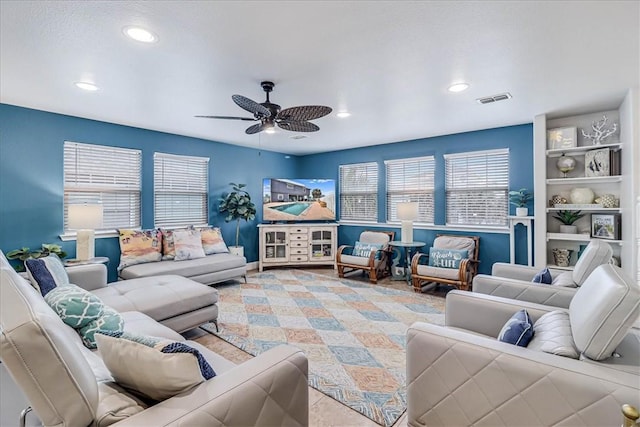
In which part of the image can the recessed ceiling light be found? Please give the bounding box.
[74,81,99,91]
[448,82,470,93]
[336,111,351,118]
[123,26,158,43]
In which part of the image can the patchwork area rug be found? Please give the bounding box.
[201,270,444,426]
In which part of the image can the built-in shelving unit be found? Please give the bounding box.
[533,92,637,279]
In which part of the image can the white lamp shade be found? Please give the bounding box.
[68,203,103,230]
[397,202,418,220]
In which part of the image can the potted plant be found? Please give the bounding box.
[219,182,257,257]
[509,188,533,216]
[6,243,67,272]
[553,210,585,234]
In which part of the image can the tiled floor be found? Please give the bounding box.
[188,267,450,427]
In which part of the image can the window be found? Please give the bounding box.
[339,162,378,222]
[445,148,509,227]
[154,152,209,227]
[385,156,435,223]
[64,141,142,231]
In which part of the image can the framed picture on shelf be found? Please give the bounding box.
[584,147,610,177]
[591,213,621,240]
[547,127,577,149]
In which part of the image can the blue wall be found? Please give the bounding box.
[0,104,296,280]
[0,103,533,280]
[297,124,534,274]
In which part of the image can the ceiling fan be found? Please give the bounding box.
[195,81,332,134]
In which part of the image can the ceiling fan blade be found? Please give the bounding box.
[277,105,332,121]
[232,94,271,118]
[245,123,271,134]
[277,120,320,132]
[194,115,256,121]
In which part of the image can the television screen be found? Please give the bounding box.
[263,178,336,222]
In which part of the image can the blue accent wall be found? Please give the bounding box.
[0,103,533,281]
[0,104,296,280]
[297,124,534,274]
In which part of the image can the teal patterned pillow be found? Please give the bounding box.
[44,284,105,328]
[352,241,384,259]
[428,248,467,269]
[79,306,124,349]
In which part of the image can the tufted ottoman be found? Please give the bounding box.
[91,275,218,333]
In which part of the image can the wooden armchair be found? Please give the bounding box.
[410,234,479,292]
[336,230,395,283]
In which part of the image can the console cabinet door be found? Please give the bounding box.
[308,226,335,262]
[263,229,289,263]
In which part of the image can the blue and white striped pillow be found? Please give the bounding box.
[25,254,69,296]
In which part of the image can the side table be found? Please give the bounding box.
[63,256,110,267]
[508,216,534,266]
[388,241,426,286]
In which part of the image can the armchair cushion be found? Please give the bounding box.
[528,310,579,359]
[416,264,462,281]
[25,253,69,296]
[497,309,534,347]
[532,267,552,284]
[96,332,216,401]
[433,235,475,259]
[569,264,639,361]
[428,247,467,269]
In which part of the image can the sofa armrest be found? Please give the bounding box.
[66,264,107,291]
[472,274,576,308]
[114,345,309,427]
[406,322,640,427]
[445,290,559,337]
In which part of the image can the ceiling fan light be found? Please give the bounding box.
[448,82,470,93]
[123,26,158,43]
[265,127,276,134]
[336,111,351,118]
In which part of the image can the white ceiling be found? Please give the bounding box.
[1,1,638,156]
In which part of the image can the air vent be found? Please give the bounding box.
[476,92,512,104]
[290,135,307,140]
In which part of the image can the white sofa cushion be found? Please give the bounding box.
[570,264,640,360]
[528,310,579,359]
[571,239,612,286]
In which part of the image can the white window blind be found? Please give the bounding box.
[385,156,435,223]
[339,162,378,222]
[64,141,141,231]
[445,149,509,227]
[154,152,209,227]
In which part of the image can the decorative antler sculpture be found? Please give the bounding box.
[581,115,618,145]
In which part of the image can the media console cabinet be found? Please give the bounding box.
[258,223,339,271]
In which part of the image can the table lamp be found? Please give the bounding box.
[68,202,103,261]
[397,201,418,243]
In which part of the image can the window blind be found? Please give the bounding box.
[339,162,378,222]
[154,152,209,227]
[385,156,435,223]
[444,149,509,227]
[64,141,142,230]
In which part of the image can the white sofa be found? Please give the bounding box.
[406,263,639,427]
[0,252,309,427]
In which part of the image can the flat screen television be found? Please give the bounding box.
[262,178,336,222]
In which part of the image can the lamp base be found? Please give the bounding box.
[401,221,413,243]
[76,229,95,261]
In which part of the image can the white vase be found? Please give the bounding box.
[569,187,594,204]
[515,207,528,217]
[559,225,578,234]
[229,246,244,257]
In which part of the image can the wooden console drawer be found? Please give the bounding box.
[290,255,308,262]
[290,233,308,241]
[290,247,308,255]
[290,241,307,248]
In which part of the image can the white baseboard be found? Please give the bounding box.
[246,261,259,271]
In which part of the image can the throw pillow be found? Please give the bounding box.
[527,310,579,359]
[159,227,192,260]
[173,230,206,261]
[44,284,104,328]
[497,309,534,347]
[428,248,467,269]
[78,306,124,349]
[352,241,383,259]
[117,229,162,271]
[25,253,69,296]
[198,226,229,255]
[532,267,552,284]
[95,332,216,401]
[551,271,577,287]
